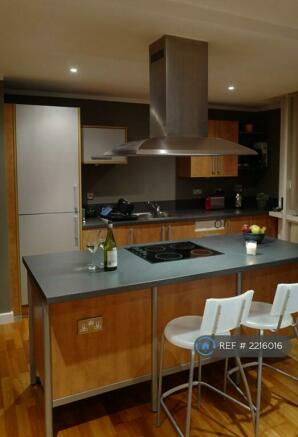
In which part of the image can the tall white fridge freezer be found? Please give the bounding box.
[16,104,81,304]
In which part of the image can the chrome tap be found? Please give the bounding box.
[147,201,161,217]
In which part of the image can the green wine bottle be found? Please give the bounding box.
[104,223,117,271]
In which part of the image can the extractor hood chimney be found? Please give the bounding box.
[107,35,257,157]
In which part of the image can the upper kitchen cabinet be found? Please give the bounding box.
[176,120,239,178]
[82,125,128,164]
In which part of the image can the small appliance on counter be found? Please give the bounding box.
[100,198,138,222]
[204,189,225,210]
[84,205,99,218]
[234,185,243,209]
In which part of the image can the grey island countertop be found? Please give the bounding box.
[83,208,269,229]
[23,234,298,304]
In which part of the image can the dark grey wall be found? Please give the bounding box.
[176,108,280,200]
[5,94,280,204]
[83,156,176,203]
[0,82,11,313]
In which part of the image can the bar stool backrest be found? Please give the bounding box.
[270,283,298,328]
[200,290,254,335]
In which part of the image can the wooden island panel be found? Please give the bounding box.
[46,263,297,402]
[50,288,151,400]
[242,263,298,303]
[158,275,236,369]
[49,274,237,400]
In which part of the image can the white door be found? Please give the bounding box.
[19,213,79,304]
[16,105,80,214]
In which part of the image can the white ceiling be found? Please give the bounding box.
[1,0,298,106]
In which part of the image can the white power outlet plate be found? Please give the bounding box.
[78,317,103,334]
[193,188,202,196]
[87,192,94,200]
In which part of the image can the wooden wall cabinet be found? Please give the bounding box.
[177,155,238,178]
[177,120,239,178]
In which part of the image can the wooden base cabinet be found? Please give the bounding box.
[82,223,164,249]
[82,226,133,248]
[81,214,277,250]
[226,215,277,237]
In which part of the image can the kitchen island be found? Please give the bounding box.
[24,234,298,437]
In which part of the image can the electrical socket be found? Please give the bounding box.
[78,317,103,335]
[87,192,94,200]
[193,188,203,196]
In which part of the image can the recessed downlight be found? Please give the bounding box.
[228,85,235,91]
[70,67,78,73]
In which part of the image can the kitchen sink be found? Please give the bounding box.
[135,211,169,220]
[134,212,154,220]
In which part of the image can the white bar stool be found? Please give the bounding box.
[227,283,298,437]
[156,290,256,437]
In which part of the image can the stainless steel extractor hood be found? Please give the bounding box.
[107,35,257,157]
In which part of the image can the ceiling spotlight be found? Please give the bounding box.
[70,67,78,73]
[228,85,235,91]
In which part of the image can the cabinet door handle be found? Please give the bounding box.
[212,157,215,175]
[161,225,168,241]
[73,184,78,213]
[217,156,220,175]
[74,214,79,247]
[129,228,134,244]
[168,224,171,241]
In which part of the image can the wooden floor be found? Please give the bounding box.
[0,320,297,437]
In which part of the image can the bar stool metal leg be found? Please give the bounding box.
[255,330,264,437]
[157,334,165,427]
[197,356,202,408]
[185,350,196,437]
[235,355,256,430]
[223,358,229,393]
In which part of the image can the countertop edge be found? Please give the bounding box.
[24,253,298,305]
[83,209,271,230]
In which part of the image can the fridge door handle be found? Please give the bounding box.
[74,214,79,247]
[73,184,78,213]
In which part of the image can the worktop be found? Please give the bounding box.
[25,233,298,437]
[23,234,298,304]
[83,208,268,229]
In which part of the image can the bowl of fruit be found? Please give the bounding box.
[242,224,266,243]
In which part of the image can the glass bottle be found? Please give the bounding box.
[104,223,117,271]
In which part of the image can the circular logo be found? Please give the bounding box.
[194,336,216,357]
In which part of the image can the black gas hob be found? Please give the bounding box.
[126,241,223,264]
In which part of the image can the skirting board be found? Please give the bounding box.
[0,311,14,324]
